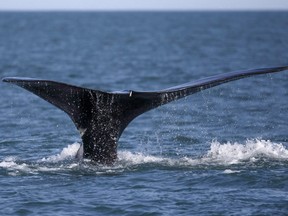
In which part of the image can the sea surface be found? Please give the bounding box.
[0,11,287,216]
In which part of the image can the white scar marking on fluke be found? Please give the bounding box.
[79,128,87,137]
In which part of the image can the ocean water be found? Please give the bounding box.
[0,12,287,215]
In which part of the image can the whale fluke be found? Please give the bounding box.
[2,66,288,164]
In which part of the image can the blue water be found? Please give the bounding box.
[0,12,288,215]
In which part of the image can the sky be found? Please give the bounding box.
[0,0,288,11]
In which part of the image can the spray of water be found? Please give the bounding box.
[0,139,287,176]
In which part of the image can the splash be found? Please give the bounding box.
[0,139,287,176]
[0,156,34,175]
[206,139,288,165]
[40,143,81,162]
[118,151,166,165]
[117,139,288,167]
[0,144,81,176]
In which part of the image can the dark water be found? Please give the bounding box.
[0,12,288,215]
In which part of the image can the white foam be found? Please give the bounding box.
[0,149,80,176]
[0,157,33,175]
[206,139,288,165]
[118,151,166,165]
[0,160,19,168]
[117,139,288,167]
[1,139,287,176]
[117,152,202,167]
[40,142,80,162]
[223,169,241,174]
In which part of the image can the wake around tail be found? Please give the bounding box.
[2,66,288,164]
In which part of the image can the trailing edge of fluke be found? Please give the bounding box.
[2,66,288,164]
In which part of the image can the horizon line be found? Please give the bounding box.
[0,8,287,12]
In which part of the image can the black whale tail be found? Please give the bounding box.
[2,66,288,164]
[2,77,164,163]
